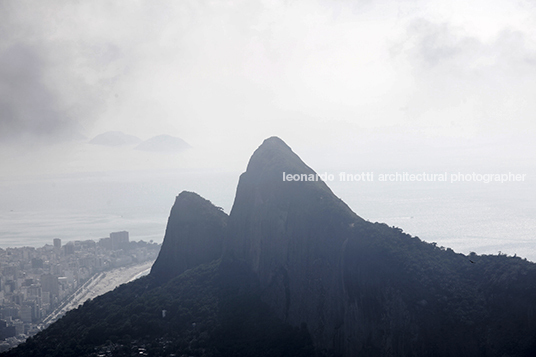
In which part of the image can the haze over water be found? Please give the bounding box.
[1,158,534,262]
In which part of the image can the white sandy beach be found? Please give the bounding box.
[43,261,154,325]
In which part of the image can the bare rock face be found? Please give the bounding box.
[150,191,227,283]
[148,137,536,356]
[224,137,536,357]
[225,137,365,352]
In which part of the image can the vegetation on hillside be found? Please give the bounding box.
[3,259,314,357]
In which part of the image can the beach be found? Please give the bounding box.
[43,261,154,326]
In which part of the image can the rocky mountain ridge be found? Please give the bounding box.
[4,136,536,357]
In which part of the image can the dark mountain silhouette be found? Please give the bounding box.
[226,136,364,350]
[4,136,536,357]
[88,131,142,146]
[135,135,191,152]
[150,191,227,284]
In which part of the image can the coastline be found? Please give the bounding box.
[42,260,154,326]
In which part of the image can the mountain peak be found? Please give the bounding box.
[150,190,227,283]
[257,136,292,151]
[226,137,361,347]
[7,137,536,357]
[244,136,316,182]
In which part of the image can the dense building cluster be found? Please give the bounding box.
[0,232,160,351]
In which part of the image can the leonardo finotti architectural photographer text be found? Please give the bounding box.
[282,172,527,184]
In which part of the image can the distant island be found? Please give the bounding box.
[4,137,536,357]
[134,134,191,153]
[88,131,142,147]
[89,132,191,153]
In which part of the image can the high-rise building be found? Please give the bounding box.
[110,231,129,250]
[63,243,75,255]
[98,237,112,250]
[13,320,23,336]
[40,274,59,297]
[20,305,32,323]
[53,238,61,250]
[41,291,50,304]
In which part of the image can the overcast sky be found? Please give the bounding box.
[1,0,535,176]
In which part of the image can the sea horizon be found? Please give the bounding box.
[1,169,534,262]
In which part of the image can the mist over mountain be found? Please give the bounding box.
[4,137,536,357]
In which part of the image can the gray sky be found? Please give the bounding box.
[1,0,535,173]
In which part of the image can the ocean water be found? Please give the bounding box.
[329,179,536,261]
[0,170,239,248]
[1,169,535,262]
